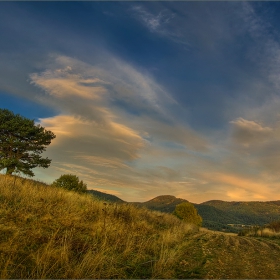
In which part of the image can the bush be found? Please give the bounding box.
[267,220,280,232]
[52,174,87,193]
[173,202,202,226]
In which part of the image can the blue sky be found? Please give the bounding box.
[1,2,280,202]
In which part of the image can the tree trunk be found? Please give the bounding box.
[6,166,15,175]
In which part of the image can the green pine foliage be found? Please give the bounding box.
[0,108,55,176]
[52,174,87,193]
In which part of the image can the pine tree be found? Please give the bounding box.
[0,109,55,176]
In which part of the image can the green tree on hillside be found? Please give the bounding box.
[52,174,87,193]
[0,109,56,176]
[173,202,202,226]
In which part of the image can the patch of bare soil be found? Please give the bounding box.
[176,230,280,279]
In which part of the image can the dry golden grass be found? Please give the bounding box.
[249,228,280,238]
[239,224,280,238]
[0,175,195,278]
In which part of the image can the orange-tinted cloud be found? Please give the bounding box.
[200,171,277,201]
[30,54,280,203]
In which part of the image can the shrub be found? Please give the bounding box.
[173,202,202,226]
[52,174,87,193]
[267,220,280,232]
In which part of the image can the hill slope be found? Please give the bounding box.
[202,200,280,225]
[132,195,187,212]
[194,204,244,232]
[175,229,280,279]
[0,175,195,278]
[87,189,124,203]
[1,175,280,279]
[88,191,280,232]
[132,195,280,232]
[133,195,246,232]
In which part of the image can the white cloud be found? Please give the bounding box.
[5,2,280,203]
[230,117,272,147]
[30,54,206,151]
[32,53,280,203]
[131,5,191,48]
[132,6,172,32]
[39,114,145,161]
[31,68,108,100]
[28,53,210,202]
[30,54,176,119]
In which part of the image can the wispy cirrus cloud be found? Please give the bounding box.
[29,53,209,201]
[30,51,280,203]
[230,118,273,147]
[5,2,280,203]
[31,54,176,119]
[31,68,108,100]
[130,5,191,48]
[131,5,174,32]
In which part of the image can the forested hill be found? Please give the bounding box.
[193,204,244,232]
[130,196,242,232]
[201,200,280,225]
[131,195,187,213]
[87,189,124,203]
[88,190,280,232]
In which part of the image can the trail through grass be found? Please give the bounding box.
[175,229,280,279]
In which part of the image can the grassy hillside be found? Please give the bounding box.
[1,175,280,279]
[134,195,280,232]
[0,175,195,278]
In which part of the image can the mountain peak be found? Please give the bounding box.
[147,195,187,203]
[149,195,176,201]
[131,195,189,213]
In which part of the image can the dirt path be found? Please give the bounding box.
[176,230,280,279]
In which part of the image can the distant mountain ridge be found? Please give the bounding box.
[87,190,280,233]
[201,200,280,225]
[132,195,187,213]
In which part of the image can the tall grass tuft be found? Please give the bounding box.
[0,175,195,278]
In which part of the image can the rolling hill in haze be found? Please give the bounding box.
[88,190,280,232]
